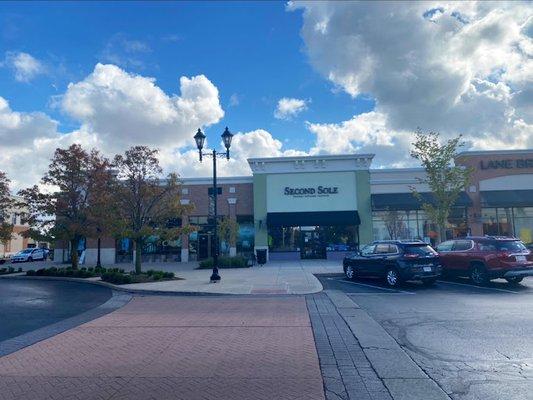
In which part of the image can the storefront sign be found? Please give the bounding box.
[480,159,533,170]
[266,171,357,213]
[284,186,339,197]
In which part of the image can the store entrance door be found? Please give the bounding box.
[300,227,326,259]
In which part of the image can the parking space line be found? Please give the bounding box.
[327,277,415,294]
[437,280,519,294]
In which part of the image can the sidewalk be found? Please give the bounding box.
[118,260,342,294]
[308,291,450,400]
[0,295,325,400]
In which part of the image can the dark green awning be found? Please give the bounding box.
[267,211,360,227]
[480,190,533,207]
[371,192,472,211]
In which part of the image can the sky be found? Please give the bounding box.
[0,1,531,190]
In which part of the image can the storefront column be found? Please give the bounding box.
[253,174,269,261]
[180,199,190,262]
[228,198,237,256]
[355,170,373,245]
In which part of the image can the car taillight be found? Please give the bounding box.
[404,253,419,258]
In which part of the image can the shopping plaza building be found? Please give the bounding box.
[54,149,533,265]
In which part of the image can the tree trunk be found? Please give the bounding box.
[134,238,142,274]
[96,236,101,268]
[70,237,79,270]
[438,225,447,244]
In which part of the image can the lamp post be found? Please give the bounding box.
[194,127,233,283]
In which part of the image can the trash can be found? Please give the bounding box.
[256,249,267,266]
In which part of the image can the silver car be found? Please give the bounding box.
[10,248,47,263]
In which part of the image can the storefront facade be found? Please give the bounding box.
[456,150,533,244]
[53,149,533,264]
[249,154,373,261]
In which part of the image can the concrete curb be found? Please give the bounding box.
[0,275,321,296]
[0,275,235,296]
[324,290,451,400]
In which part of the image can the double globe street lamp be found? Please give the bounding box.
[194,127,234,283]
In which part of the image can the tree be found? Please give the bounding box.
[0,172,14,257]
[383,208,405,240]
[87,168,118,268]
[217,217,239,255]
[18,145,112,269]
[112,146,189,274]
[410,129,473,243]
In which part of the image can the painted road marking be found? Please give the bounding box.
[437,280,520,294]
[327,277,415,294]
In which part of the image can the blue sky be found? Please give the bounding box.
[0,1,530,189]
[0,2,373,151]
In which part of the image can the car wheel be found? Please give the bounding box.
[345,265,356,280]
[385,268,401,288]
[28,257,33,262]
[422,278,437,286]
[470,264,488,286]
[505,277,523,285]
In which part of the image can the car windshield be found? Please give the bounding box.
[403,245,436,255]
[495,241,527,252]
[20,249,33,254]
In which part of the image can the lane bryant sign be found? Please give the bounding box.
[284,186,339,197]
[480,159,533,170]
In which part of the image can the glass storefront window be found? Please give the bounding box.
[236,216,254,255]
[270,226,301,252]
[482,207,533,245]
[372,208,467,243]
[269,225,358,255]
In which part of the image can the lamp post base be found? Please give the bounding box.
[210,268,221,283]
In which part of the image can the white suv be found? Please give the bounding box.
[10,248,47,263]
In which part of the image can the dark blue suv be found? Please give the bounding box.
[343,240,442,287]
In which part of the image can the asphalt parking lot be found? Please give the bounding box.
[0,280,112,343]
[318,274,533,400]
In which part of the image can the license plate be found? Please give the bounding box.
[516,255,526,262]
[423,266,432,272]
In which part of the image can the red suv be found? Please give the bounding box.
[436,236,533,285]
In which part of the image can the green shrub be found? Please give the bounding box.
[198,256,248,269]
[101,271,132,285]
[24,267,97,278]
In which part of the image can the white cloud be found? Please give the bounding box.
[61,63,224,152]
[229,93,240,107]
[100,33,152,69]
[290,1,533,160]
[274,97,309,120]
[3,52,45,82]
[0,96,99,190]
[307,111,414,168]
[0,63,226,191]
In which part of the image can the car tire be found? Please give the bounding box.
[345,264,356,280]
[505,277,523,285]
[385,268,401,288]
[470,264,489,286]
[28,257,33,262]
[422,278,437,286]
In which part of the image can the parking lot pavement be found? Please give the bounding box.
[0,295,325,400]
[0,280,112,343]
[317,275,533,400]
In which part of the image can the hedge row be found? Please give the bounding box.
[198,256,249,269]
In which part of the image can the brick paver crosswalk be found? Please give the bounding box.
[0,296,325,400]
